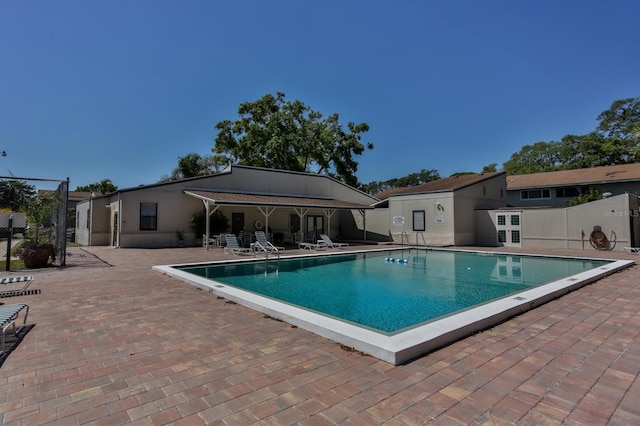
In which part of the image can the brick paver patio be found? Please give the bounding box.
[0,245,639,425]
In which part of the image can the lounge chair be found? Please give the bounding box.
[223,234,253,256]
[252,231,284,253]
[319,234,349,248]
[1,303,29,355]
[298,241,327,250]
[624,247,640,254]
[0,276,35,298]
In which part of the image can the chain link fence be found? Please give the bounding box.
[0,176,69,270]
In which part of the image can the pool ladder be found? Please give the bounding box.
[400,232,410,247]
[399,232,428,248]
[258,247,280,275]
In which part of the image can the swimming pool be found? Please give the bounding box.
[154,248,632,364]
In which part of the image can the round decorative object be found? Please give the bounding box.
[254,220,263,230]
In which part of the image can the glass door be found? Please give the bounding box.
[306,215,324,242]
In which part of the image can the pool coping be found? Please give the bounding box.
[153,248,634,365]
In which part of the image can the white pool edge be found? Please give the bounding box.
[153,251,633,365]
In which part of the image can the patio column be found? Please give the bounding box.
[358,209,367,241]
[293,207,310,243]
[322,209,335,237]
[203,201,220,250]
[257,206,276,235]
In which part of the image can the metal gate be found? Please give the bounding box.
[0,176,69,270]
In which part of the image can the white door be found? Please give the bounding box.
[496,211,522,247]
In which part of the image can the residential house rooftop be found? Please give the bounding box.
[506,163,640,190]
[375,171,505,199]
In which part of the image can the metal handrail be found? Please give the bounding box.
[400,232,410,247]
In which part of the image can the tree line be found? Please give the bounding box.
[76,95,639,196]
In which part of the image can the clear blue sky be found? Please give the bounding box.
[1,1,638,190]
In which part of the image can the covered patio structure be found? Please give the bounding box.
[184,189,374,250]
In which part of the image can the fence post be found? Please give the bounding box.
[5,215,12,271]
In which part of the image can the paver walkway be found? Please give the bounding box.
[0,245,639,425]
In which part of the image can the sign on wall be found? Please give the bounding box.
[392,216,405,226]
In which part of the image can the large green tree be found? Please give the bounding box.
[503,97,640,175]
[159,153,228,182]
[360,169,441,195]
[213,92,373,187]
[75,179,117,194]
[0,178,35,211]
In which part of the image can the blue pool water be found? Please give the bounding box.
[177,250,609,334]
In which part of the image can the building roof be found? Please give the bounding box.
[68,191,93,202]
[374,172,505,200]
[506,163,640,190]
[184,189,374,210]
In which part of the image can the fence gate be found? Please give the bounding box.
[0,176,69,270]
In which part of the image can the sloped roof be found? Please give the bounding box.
[68,191,93,202]
[506,163,640,190]
[374,172,505,200]
[184,190,374,209]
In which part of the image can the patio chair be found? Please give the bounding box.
[298,241,327,250]
[623,247,640,254]
[252,231,284,253]
[0,276,35,298]
[223,234,254,256]
[1,303,29,355]
[319,234,349,248]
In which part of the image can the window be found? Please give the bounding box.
[511,230,521,244]
[556,187,581,198]
[520,189,550,200]
[498,230,506,243]
[413,210,425,231]
[497,215,506,226]
[510,215,520,226]
[140,202,157,230]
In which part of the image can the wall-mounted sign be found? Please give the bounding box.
[392,216,405,226]
[435,216,445,224]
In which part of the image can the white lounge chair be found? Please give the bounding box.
[1,303,29,354]
[252,231,284,253]
[223,234,253,256]
[0,276,35,298]
[319,234,349,248]
[298,241,326,250]
[623,247,640,254]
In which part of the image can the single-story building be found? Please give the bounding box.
[75,165,377,248]
[367,172,507,246]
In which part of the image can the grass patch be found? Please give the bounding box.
[0,259,25,271]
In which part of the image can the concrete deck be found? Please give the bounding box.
[0,245,639,425]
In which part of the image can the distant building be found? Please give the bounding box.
[506,163,640,208]
[368,172,507,246]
